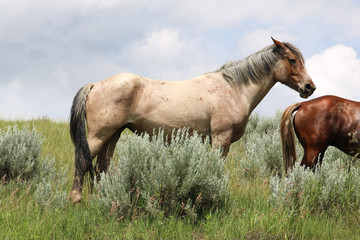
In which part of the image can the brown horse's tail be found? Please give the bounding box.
[280,102,302,174]
[70,83,94,183]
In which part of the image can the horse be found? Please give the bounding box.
[69,37,316,203]
[281,95,360,173]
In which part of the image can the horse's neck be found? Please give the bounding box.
[239,76,276,114]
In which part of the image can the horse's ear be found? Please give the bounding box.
[271,37,286,50]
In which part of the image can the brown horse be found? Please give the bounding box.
[70,38,315,203]
[281,95,360,173]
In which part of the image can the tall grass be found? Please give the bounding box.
[1,116,360,239]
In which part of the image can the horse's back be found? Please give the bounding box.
[295,95,359,122]
[295,95,360,155]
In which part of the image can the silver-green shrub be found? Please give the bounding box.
[270,158,360,214]
[0,124,68,210]
[93,128,229,220]
[33,157,68,210]
[0,125,42,180]
[235,112,285,179]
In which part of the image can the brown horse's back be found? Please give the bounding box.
[294,95,360,166]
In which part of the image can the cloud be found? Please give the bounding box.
[126,29,192,70]
[237,28,295,57]
[1,0,360,120]
[123,29,215,80]
[307,45,360,99]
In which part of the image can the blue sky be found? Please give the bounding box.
[1,0,360,120]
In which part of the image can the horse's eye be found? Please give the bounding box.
[288,59,296,64]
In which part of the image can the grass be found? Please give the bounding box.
[1,117,360,239]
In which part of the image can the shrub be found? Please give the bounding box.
[0,125,42,180]
[33,157,68,210]
[92,128,230,220]
[270,159,360,215]
[0,124,68,210]
[235,112,284,179]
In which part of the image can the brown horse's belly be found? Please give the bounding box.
[334,131,360,157]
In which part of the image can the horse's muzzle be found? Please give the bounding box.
[300,83,316,98]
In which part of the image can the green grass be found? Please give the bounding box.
[1,117,360,239]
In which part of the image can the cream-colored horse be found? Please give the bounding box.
[70,38,315,203]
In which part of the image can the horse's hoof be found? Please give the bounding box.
[70,190,82,204]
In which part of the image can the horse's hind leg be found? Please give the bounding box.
[71,139,101,203]
[301,147,322,169]
[95,130,122,181]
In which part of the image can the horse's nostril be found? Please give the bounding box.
[305,83,313,91]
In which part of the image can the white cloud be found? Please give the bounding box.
[237,28,295,56]
[123,29,214,80]
[307,45,360,99]
[128,29,189,66]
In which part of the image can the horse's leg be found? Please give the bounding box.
[71,137,103,203]
[71,132,115,202]
[220,141,231,157]
[70,137,102,203]
[71,168,89,203]
[301,147,321,169]
[95,129,122,181]
[211,131,232,157]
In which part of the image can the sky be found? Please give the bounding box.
[1,0,360,120]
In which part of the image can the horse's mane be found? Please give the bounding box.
[216,42,304,85]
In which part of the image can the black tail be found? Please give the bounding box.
[70,83,94,184]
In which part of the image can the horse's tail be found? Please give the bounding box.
[70,83,94,183]
[280,102,302,174]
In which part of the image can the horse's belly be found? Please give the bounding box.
[127,111,211,137]
[336,131,360,157]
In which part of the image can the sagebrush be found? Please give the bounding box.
[270,158,360,215]
[0,124,68,210]
[232,112,286,179]
[0,125,42,180]
[92,128,230,220]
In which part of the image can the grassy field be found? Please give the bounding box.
[1,116,360,239]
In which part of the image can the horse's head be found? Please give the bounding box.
[272,38,316,98]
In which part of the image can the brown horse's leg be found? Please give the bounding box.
[317,149,327,167]
[95,130,122,181]
[301,147,321,169]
